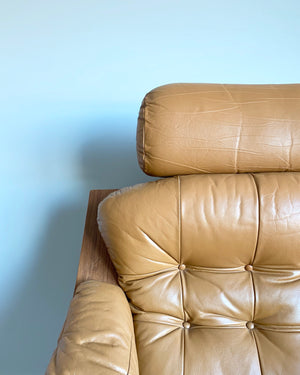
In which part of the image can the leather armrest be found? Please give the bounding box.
[46,280,139,375]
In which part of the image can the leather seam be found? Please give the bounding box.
[182,327,185,375]
[249,174,260,322]
[250,271,257,324]
[177,175,182,262]
[178,176,185,375]
[177,175,185,320]
[252,330,263,375]
[250,174,260,265]
[250,173,262,375]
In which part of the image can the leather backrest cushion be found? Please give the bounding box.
[137,83,300,176]
[98,173,300,375]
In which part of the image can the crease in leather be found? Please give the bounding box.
[137,226,179,264]
[119,267,179,283]
[141,325,180,346]
[270,84,294,171]
[222,84,243,173]
[147,154,213,173]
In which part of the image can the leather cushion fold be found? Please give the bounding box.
[46,280,139,375]
[137,83,300,176]
[98,173,300,375]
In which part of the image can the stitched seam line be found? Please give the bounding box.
[178,175,181,264]
[250,272,257,322]
[288,120,293,170]
[249,173,261,374]
[250,173,260,322]
[250,173,260,264]
[252,330,263,375]
[178,176,185,320]
[178,176,185,375]
[183,327,186,375]
[180,325,185,375]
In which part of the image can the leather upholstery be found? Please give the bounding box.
[98,173,300,375]
[47,83,300,374]
[46,280,139,375]
[137,83,300,176]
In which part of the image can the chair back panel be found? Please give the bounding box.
[98,173,300,375]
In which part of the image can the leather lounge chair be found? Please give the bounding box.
[47,83,300,375]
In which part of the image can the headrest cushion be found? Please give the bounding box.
[137,83,300,176]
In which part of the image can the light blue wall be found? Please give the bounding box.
[1,1,299,373]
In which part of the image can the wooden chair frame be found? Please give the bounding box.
[56,190,118,344]
[75,189,119,290]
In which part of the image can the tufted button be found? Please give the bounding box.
[245,264,253,272]
[178,264,186,270]
[183,321,190,329]
[246,321,255,330]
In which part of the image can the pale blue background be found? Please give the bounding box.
[1,1,299,373]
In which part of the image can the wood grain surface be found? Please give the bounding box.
[75,189,118,291]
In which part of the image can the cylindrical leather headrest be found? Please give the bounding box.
[137,83,300,176]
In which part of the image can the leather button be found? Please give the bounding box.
[245,264,253,271]
[246,321,255,330]
[178,264,186,270]
[183,321,190,329]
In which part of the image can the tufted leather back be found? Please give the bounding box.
[98,84,300,374]
[98,173,300,374]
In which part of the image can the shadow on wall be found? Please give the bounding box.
[79,135,155,189]
[0,128,155,375]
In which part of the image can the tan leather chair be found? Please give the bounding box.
[47,83,300,375]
